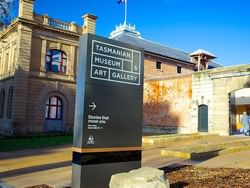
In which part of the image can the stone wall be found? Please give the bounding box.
[143,74,193,134]
[12,24,33,134]
[191,70,213,133]
[22,78,76,134]
[192,64,250,135]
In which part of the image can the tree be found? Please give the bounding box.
[0,0,18,27]
[0,0,12,19]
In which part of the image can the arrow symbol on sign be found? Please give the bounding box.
[89,102,96,111]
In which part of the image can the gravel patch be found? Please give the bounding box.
[167,166,250,188]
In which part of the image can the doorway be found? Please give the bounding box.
[229,88,250,135]
[198,104,208,132]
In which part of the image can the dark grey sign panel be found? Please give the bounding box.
[72,33,144,188]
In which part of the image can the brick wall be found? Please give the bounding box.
[144,55,193,79]
[143,74,192,133]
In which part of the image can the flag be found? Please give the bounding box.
[117,0,126,4]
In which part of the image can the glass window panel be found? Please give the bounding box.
[52,55,60,62]
[50,97,57,105]
[46,98,50,105]
[51,64,59,72]
[57,107,62,119]
[57,99,62,105]
[52,61,59,65]
[51,62,60,70]
[46,50,67,74]
[45,106,49,118]
[52,50,59,56]
[49,106,57,119]
[47,50,51,55]
[63,59,67,65]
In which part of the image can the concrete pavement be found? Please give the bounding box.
[1,134,250,187]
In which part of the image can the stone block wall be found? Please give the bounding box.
[192,70,213,133]
[22,78,76,134]
[192,64,250,135]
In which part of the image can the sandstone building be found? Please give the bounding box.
[0,0,94,134]
[3,0,246,136]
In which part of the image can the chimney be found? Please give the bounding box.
[18,0,35,20]
[82,14,98,34]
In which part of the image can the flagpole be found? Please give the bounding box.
[124,0,127,25]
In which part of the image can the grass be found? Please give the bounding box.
[0,135,73,152]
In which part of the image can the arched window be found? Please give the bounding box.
[46,49,67,74]
[7,86,13,119]
[0,89,5,118]
[45,96,63,120]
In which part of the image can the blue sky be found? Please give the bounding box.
[33,0,250,66]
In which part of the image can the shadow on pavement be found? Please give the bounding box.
[160,164,189,173]
[170,181,189,188]
[0,144,72,160]
[0,161,71,178]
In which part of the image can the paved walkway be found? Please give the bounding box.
[1,135,250,188]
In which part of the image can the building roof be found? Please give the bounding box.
[110,24,191,63]
[110,24,222,68]
[190,49,216,58]
[209,61,223,68]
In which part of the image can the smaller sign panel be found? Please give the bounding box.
[91,40,141,85]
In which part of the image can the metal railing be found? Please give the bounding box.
[48,18,70,31]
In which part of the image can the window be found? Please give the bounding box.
[0,89,5,118]
[7,87,13,119]
[156,61,162,70]
[45,96,63,120]
[177,66,182,74]
[4,52,9,73]
[46,49,67,73]
[0,56,2,76]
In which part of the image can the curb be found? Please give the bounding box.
[142,133,218,144]
[161,139,250,160]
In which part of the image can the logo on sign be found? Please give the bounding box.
[87,135,95,144]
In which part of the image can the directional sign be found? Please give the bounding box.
[72,34,144,188]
